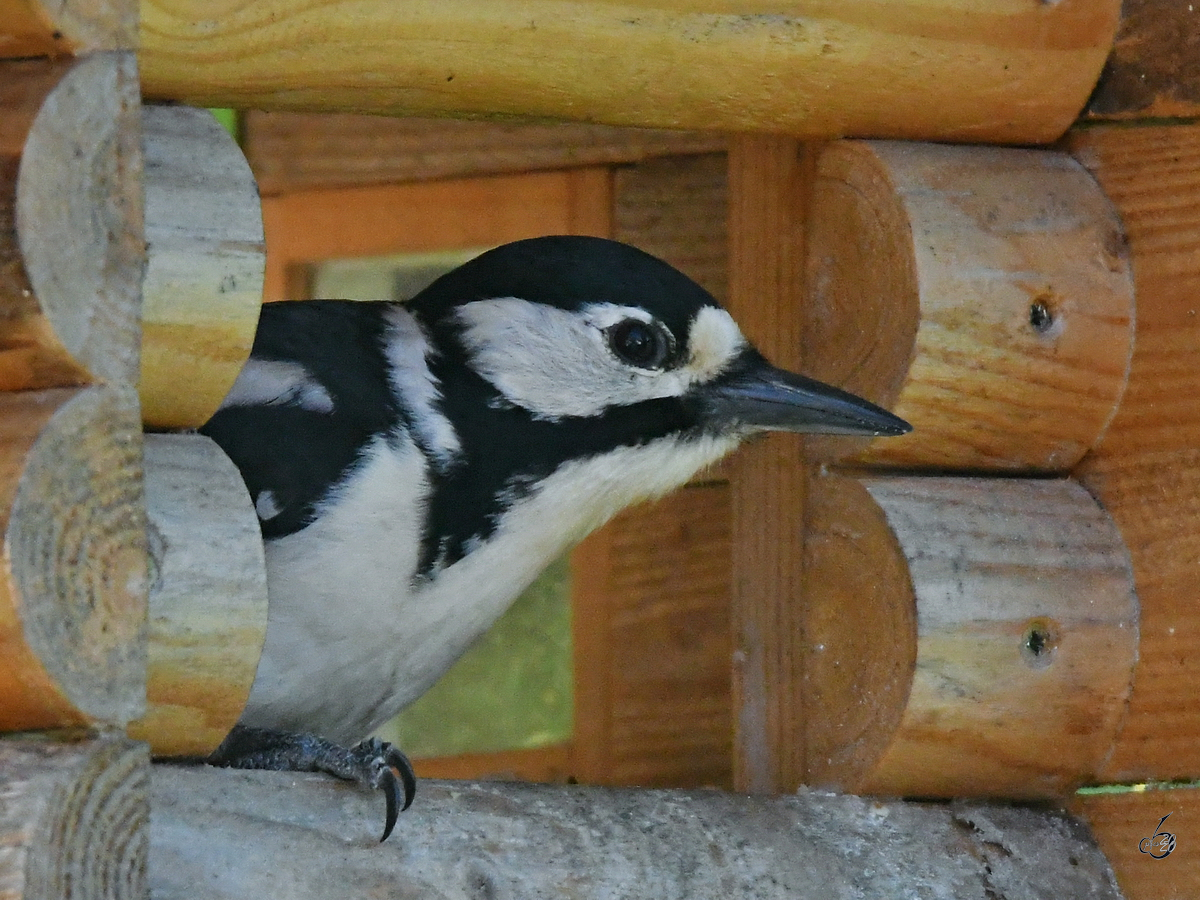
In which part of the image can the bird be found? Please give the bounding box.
[198,235,910,841]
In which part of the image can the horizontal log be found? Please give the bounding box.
[150,767,1121,899]
[0,387,146,732]
[1084,0,1200,121]
[802,474,1138,799]
[141,104,264,430]
[0,0,135,58]
[0,735,148,900]
[140,0,1119,143]
[0,54,143,393]
[803,140,1135,472]
[1069,122,1200,782]
[128,434,267,758]
[244,111,727,194]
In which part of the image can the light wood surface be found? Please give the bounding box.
[805,474,1138,798]
[1070,123,1200,783]
[149,767,1122,899]
[244,111,726,194]
[725,135,813,794]
[139,0,1118,143]
[0,387,146,732]
[0,0,135,57]
[803,140,1135,471]
[1073,785,1200,900]
[140,104,264,429]
[128,434,268,758]
[0,736,148,900]
[0,55,143,393]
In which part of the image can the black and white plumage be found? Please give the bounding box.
[200,236,909,840]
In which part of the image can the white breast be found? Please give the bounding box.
[239,426,739,744]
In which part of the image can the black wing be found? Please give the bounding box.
[200,300,402,539]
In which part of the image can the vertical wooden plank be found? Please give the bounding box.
[1069,123,1200,782]
[726,136,813,794]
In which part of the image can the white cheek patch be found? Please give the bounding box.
[219,358,335,414]
[455,298,747,420]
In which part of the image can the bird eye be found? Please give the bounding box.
[607,319,672,370]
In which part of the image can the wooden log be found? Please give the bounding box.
[244,111,727,194]
[0,387,146,732]
[1072,785,1200,900]
[150,767,1121,899]
[803,140,1135,472]
[1069,123,1200,783]
[802,474,1138,799]
[0,0,136,58]
[139,0,1120,144]
[0,736,148,900]
[141,104,264,430]
[1084,0,1200,122]
[725,135,812,795]
[127,434,268,758]
[0,54,143,393]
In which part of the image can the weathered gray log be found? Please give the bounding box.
[150,767,1121,899]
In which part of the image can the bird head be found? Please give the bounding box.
[409,235,909,444]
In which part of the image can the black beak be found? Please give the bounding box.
[700,356,911,437]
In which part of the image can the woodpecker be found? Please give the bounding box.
[200,236,909,841]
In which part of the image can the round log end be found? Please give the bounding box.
[806,141,1135,472]
[0,387,147,730]
[802,469,917,789]
[129,433,268,757]
[15,52,144,390]
[140,105,265,430]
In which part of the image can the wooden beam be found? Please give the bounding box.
[1070,122,1200,783]
[802,140,1135,472]
[0,55,143,393]
[0,387,146,732]
[244,112,726,194]
[127,434,267,759]
[141,104,264,430]
[149,766,1122,899]
[1073,785,1200,900]
[0,736,148,900]
[725,135,811,794]
[803,474,1137,798]
[139,0,1119,144]
[0,0,135,58]
[1084,0,1200,122]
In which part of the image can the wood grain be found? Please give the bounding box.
[725,135,812,794]
[139,0,1119,143]
[1073,785,1200,900]
[805,475,1138,798]
[804,140,1135,472]
[128,435,268,758]
[0,736,148,900]
[1070,123,1200,782]
[141,104,264,429]
[1085,0,1200,121]
[0,387,146,732]
[0,0,135,57]
[572,482,732,789]
[150,767,1122,900]
[244,111,726,195]
[0,54,143,393]
[261,169,611,301]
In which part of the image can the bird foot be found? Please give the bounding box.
[208,724,416,841]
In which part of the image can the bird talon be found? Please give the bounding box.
[380,767,401,843]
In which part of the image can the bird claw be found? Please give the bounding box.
[357,737,416,842]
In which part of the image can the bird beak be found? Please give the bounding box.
[701,356,911,437]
